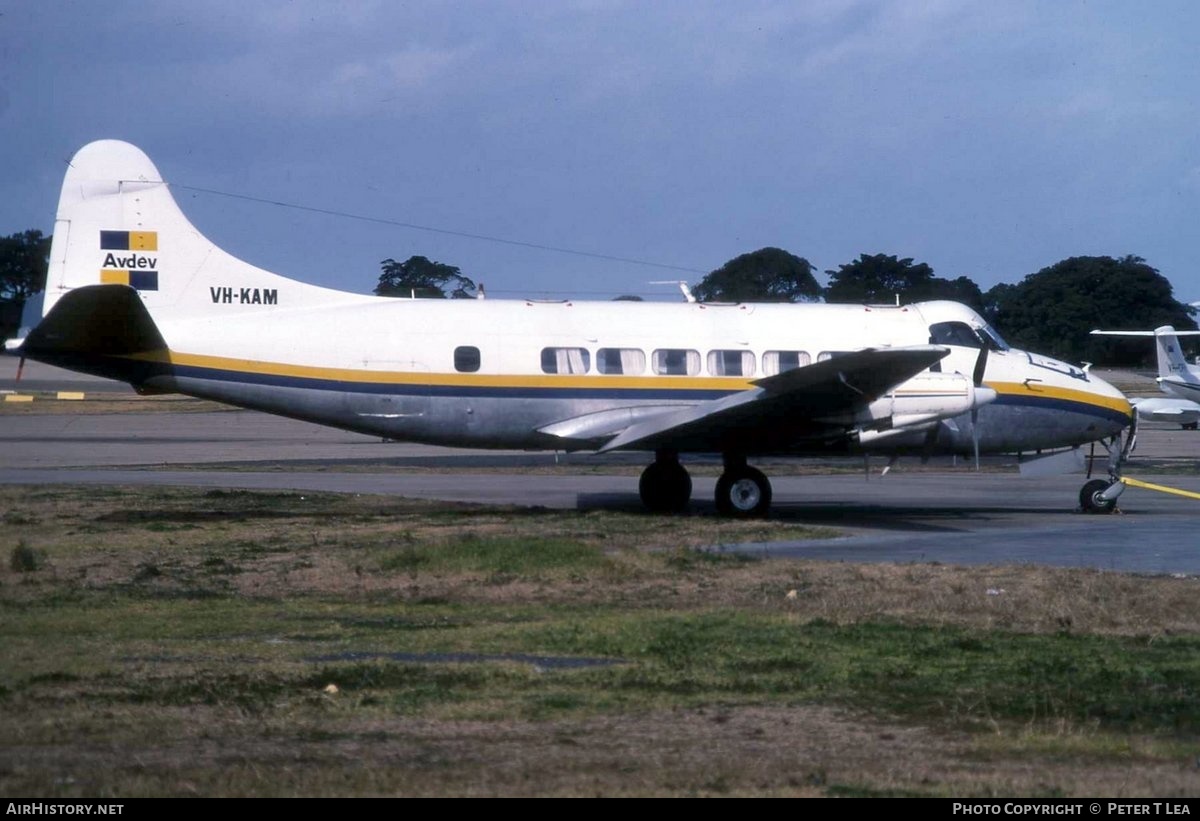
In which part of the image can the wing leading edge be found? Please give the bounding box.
[594,345,951,454]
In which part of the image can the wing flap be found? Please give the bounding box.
[537,405,684,443]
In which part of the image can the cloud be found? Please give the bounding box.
[300,45,477,116]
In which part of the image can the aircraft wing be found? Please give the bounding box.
[1131,396,1200,423]
[595,345,949,454]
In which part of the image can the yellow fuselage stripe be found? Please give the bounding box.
[129,349,755,391]
[123,351,1131,416]
[988,381,1131,417]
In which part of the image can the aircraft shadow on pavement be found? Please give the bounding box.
[574,493,1030,534]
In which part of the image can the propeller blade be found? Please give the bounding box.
[971,408,981,471]
[972,345,989,387]
[920,423,940,464]
[970,346,989,470]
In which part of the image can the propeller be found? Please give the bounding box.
[970,346,990,470]
[920,423,940,464]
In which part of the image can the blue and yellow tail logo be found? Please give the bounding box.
[100,230,159,291]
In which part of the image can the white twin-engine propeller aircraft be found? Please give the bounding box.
[11,141,1134,516]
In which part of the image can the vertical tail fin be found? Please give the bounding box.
[42,140,356,325]
[1091,326,1200,386]
[1153,326,1199,382]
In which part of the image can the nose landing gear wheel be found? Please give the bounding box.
[1079,478,1117,514]
[715,466,772,518]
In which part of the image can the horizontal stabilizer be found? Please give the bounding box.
[1091,328,1200,337]
[1092,326,1200,385]
[23,284,166,355]
[19,284,169,386]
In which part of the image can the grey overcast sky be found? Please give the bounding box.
[3,0,1200,303]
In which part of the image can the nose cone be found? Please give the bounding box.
[1089,369,1132,412]
[973,384,998,409]
[980,349,1133,452]
[1044,361,1133,442]
[1084,369,1134,430]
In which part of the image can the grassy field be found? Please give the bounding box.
[2,485,1199,797]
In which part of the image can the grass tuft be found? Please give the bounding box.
[9,540,45,572]
[379,535,609,579]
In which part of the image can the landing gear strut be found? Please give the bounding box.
[714,454,772,518]
[638,450,692,513]
[1079,415,1137,514]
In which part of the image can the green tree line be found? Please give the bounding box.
[680,247,1194,365]
[0,230,51,343]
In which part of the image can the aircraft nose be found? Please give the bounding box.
[1083,369,1134,434]
[988,351,1133,452]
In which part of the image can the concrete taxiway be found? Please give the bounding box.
[3,387,1200,573]
[1,357,135,395]
[3,355,1198,574]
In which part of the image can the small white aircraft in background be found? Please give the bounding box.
[1090,326,1200,430]
[9,141,1133,516]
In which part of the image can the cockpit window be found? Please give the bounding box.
[978,325,1010,351]
[929,321,982,348]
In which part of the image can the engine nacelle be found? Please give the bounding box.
[820,371,997,431]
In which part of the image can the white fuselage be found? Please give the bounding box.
[133,296,1131,455]
[25,140,1133,461]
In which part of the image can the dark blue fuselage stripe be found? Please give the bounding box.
[172,363,732,401]
[173,362,1133,424]
[991,393,1131,426]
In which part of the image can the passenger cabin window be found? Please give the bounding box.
[597,348,646,375]
[816,351,853,362]
[929,321,983,348]
[762,350,811,375]
[707,350,756,377]
[541,347,591,374]
[652,349,701,376]
[454,346,481,373]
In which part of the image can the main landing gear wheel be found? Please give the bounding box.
[639,459,692,513]
[1079,478,1117,514]
[715,466,772,518]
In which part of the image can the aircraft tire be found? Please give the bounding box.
[1079,478,1116,514]
[639,461,692,513]
[715,466,772,518]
